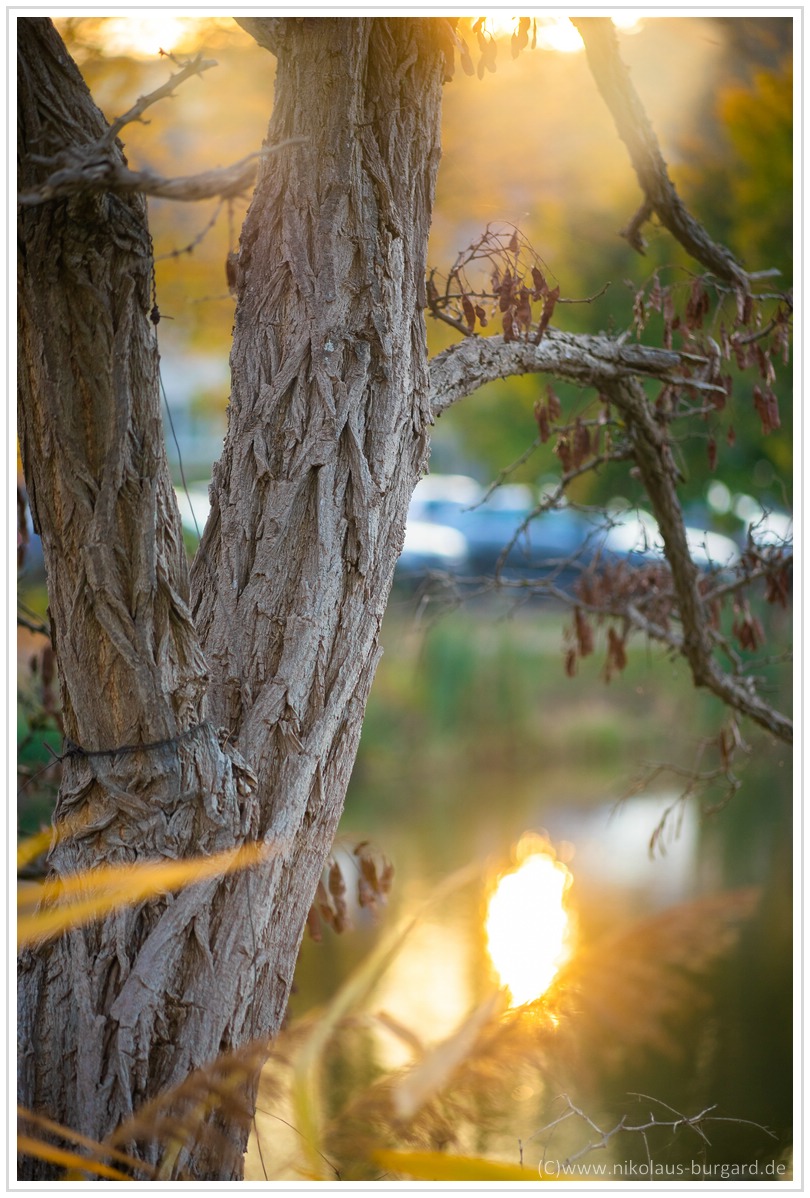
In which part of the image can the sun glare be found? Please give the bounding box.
[477,14,642,53]
[96,17,201,60]
[485,838,573,1006]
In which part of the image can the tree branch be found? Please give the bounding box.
[429,328,721,417]
[572,18,750,293]
[18,140,306,206]
[600,377,791,744]
[101,53,217,146]
[429,332,791,744]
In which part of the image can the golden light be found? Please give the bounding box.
[485,837,573,1006]
[476,14,643,53]
[94,17,204,60]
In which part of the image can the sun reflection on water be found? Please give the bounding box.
[485,835,574,1006]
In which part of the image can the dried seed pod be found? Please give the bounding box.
[379,858,395,895]
[573,417,590,467]
[555,434,572,473]
[306,904,323,943]
[515,286,532,332]
[359,852,379,889]
[358,876,377,910]
[707,436,718,472]
[531,265,548,300]
[534,285,559,343]
[498,269,514,312]
[574,607,594,657]
[328,859,346,899]
[546,385,561,421]
[534,402,550,443]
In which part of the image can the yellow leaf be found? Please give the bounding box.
[374,1148,569,1182]
[17,1134,131,1181]
[17,841,270,947]
[17,829,53,871]
[18,1106,155,1178]
[392,991,506,1119]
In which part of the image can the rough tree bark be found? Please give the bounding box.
[18,16,445,1180]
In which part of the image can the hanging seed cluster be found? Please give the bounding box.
[442,17,537,83]
[426,225,560,346]
[632,271,790,468]
[305,842,394,942]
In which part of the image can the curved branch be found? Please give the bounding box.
[600,377,791,744]
[429,333,791,744]
[429,329,719,417]
[572,18,750,293]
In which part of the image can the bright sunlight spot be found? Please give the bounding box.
[485,837,573,1005]
[478,14,643,53]
[98,17,201,59]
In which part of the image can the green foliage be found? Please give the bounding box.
[678,59,793,284]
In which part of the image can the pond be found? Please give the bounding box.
[270,602,792,1180]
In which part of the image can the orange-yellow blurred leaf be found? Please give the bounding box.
[17,829,52,871]
[374,1148,570,1182]
[18,841,269,947]
[17,1134,131,1181]
[392,992,504,1119]
[18,1106,155,1178]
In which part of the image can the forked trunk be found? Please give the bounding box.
[18,16,445,1180]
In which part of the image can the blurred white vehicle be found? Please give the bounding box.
[397,520,468,577]
[597,507,740,569]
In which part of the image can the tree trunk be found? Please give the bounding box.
[17,16,445,1180]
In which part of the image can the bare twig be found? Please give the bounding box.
[102,53,217,146]
[573,18,750,294]
[529,1092,775,1173]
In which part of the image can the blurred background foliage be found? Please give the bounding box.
[20,15,793,1180]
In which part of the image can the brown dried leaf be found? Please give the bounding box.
[555,433,572,473]
[515,286,532,332]
[707,436,717,472]
[306,904,323,943]
[328,859,346,899]
[534,402,550,443]
[545,384,561,421]
[358,876,377,909]
[573,417,590,468]
[685,278,710,330]
[574,608,594,657]
[379,858,395,895]
[531,265,548,300]
[534,285,559,343]
[736,290,754,327]
[459,37,475,76]
[498,269,513,312]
